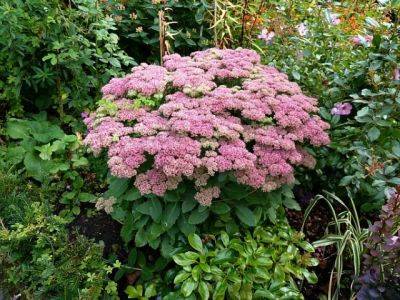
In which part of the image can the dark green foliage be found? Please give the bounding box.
[319,33,400,211]
[108,0,211,63]
[105,175,299,259]
[0,0,134,115]
[4,114,98,218]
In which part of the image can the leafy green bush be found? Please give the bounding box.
[253,1,400,211]
[4,113,99,217]
[0,172,117,299]
[0,0,134,115]
[171,226,318,299]
[323,33,400,211]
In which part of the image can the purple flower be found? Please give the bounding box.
[331,102,352,116]
[394,67,400,81]
[325,10,341,25]
[296,23,308,36]
[387,235,399,246]
[258,29,275,43]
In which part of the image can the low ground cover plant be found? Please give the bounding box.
[0,173,117,299]
[172,227,318,299]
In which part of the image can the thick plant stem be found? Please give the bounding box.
[159,10,165,65]
[213,0,218,47]
[239,0,249,47]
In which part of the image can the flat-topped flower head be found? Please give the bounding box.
[84,48,330,205]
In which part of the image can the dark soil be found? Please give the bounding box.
[287,206,337,299]
[68,211,122,256]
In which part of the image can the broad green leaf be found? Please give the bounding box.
[136,199,162,222]
[72,156,88,168]
[121,214,134,243]
[188,233,203,252]
[367,127,380,141]
[211,202,231,214]
[234,205,256,227]
[239,282,252,300]
[35,143,53,160]
[135,227,147,247]
[220,231,229,247]
[127,249,137,266]
[188,207,209,225]
[302,269,318,284]
[198,281,210,300]
[24,152,52,182]
[178,216,196,236]
[182,197,197,213]
[181,278,197,297]
[212,281,227,300]
[30,121,64,143]
[174,271,191,284]
[148,222,165,240]
[292,70,300,80]
[125,285,142,298]
[78,192,96,202]
[109,57,121,68]
[162,202,180,228]
[106,177,129,198]
[5,146,26,164]
[124,188,141,201]
[144,283,157,298]
[298,241,315,253]
[173,253,197,266]
[282,197,301,211]
[339,175,353,186]
[6,119,30,140]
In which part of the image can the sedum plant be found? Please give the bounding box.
[171,225,318,300]
[83,48,330,205]
[83,48,330,265]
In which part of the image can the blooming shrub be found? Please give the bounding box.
[84,48,330,205]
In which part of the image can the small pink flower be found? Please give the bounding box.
[83,48,330,204]
[331,102,352,116]
[351,36,362,45]
[365,35,373,43]
[331,15,341,25]
[351,35,373,46]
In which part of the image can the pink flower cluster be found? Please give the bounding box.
[84,48,330,205]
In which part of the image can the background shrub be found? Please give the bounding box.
[0,0,134,116]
